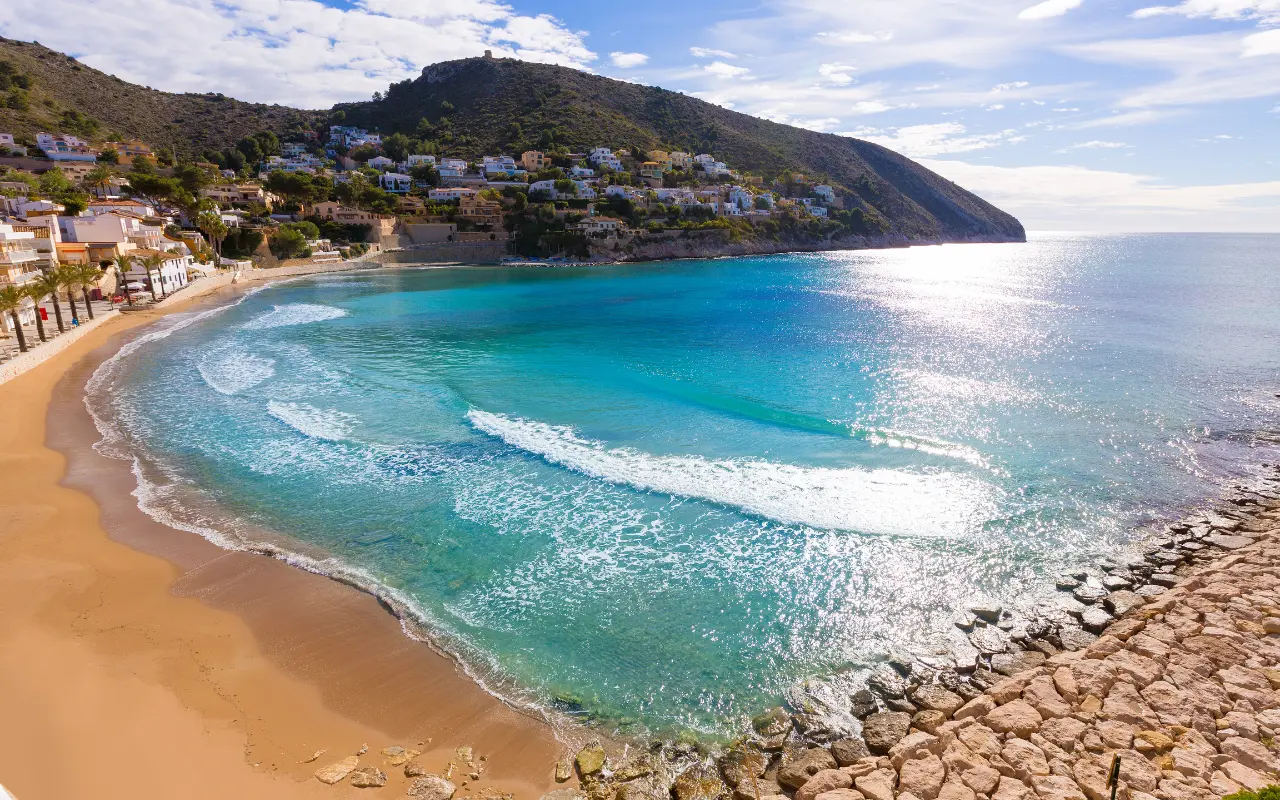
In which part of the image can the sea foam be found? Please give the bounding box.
[197,351,276,395]
[467,409,999,537]
[267,401,358,441]
[240,303,348,330]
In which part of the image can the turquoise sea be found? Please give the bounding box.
[87,233,1280,739]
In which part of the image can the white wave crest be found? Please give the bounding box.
[268,401,357,441]
[197,351,276,395]
[240,303,348,330]
[467,410,999,537]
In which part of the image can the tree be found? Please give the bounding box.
[82,165,114,197]
[125,172,181,207]
[409,163,439,186]
[72,263,102,319]
[138,254,166,300]
[253,131,280,158]
[113,254,136,307]
[236,136,264,166]
[196,208,229,258]
[173,162,215,195]
[56,265,82,324]
[382,133,410,162]
[21,283,47,342]
[31,272,64,333]
[98,148,119,165]
[269,226,307,259]
[284,220,320,240]
[0,285,28,353]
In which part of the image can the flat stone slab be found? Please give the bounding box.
[1207,533,1254,550]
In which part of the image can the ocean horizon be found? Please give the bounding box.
[85,232,1280,741]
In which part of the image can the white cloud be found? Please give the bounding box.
[1072,109,1185,127]
[850,100,898,114]
[1131,0,1280,23]
[846,122,1025,156]
[1242,28,1280,56]
[609,51,649,68]
[1018,0,1085,20]
[987,103,1006,110]
[818,63,857,85]
[704,61,752,78]
[1060,140,1130,149]
[992,81,1031,92]
[690,46,738,59]
[0,0,595,107]
[760,112,844,131]
[816,30,895,43]
[919,158,1280,231]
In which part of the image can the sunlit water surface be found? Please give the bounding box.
[89,233,1280,738]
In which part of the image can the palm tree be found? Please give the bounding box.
[74,263,101,320]
[22,283,48,342]
[56,264,81,325]
[0,285,29,353]
[144,254,167,301]
[113,254,135,307]
[31,272,64,333]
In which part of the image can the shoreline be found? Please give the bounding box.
[0,279,564,799]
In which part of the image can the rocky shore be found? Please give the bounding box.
[548,466,1280,800]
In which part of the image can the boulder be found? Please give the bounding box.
[576,743,607,777]
[555,759,573,782]
[850,690,879,719]
[1095,720,1134,750]
[1169,748,1212,781]
[1206,534,1253,550]
[411,776,460,800]
[913,711,948,734]
[1029,775,1086,800]
[861,712,911,755]
[814,790,866,800]
[778,748,839,789]
[349,766,387,788]
[796,769,853,800]
[898,755,946,800]
[1103,591,1143,617]
[314,755,360,785]
[1220,737,1277,772]
[915,685,965,716]
[1220,761,1270,791]
[939,780,976,800]
[957,724,1004,758]
[753,707,793,738]
[1023,677,1072,719]
[1038,718,1087,753]
[954,695,996,721]
[852,768,897,800]
[406,761,429,778]
[1080,608,1113,634]
[999,739,1050,782]
[985,700,1044,737]
[890,732,942,770]
[992,776,1035,800]
[674,767,730,800]
[719,748,768,787]
[830,737,871,766]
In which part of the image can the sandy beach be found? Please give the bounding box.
[0,281,563,800]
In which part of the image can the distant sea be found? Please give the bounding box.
[86,233,1280,739]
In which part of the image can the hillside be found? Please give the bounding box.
[0,37,323,156]
[0,38,1023,243]
[334,58,1025,243]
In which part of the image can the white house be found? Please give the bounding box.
[482,156,518,176]
[437,165,465,178]
[814,185,836,203]
[528,180,560,198]
[573,217,627,235]
[569,165,595,178]
[378,172,412,193]
[36,132,96,162]
[428,187,476,202]
[281,142,308,158]
[728,186,753,210]
[441,158,469,171]
[407,154,437,167]
[367,156,395,171]
[124,249,192,298]
[573,180,597,200]
[0,221,41,334]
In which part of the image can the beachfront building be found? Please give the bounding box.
[0,221,41,334]
[520,151,548,172]
[572,217,627,236]
[61,212,165,251]
[123,249,191,297]
[457,193,504,228]
[310,202,397,242]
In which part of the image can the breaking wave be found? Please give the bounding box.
[197,351,276,395]
[240,303,348,330]
[267,401,358,441]
[467,409,999,537]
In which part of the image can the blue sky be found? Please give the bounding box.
[2,0,1278,230]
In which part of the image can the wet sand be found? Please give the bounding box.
[0,283,563,799]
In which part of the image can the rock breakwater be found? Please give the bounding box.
[552,467,1280,800]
